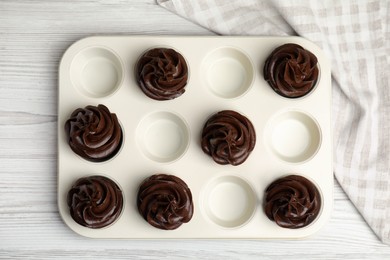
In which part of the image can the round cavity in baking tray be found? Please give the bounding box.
[136,111,190,163]
[201,175,257,228]
[201,47,254,99]
[265,110,321,163]
[70,46,123,98]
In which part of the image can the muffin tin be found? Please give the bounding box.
[58,36,332,239]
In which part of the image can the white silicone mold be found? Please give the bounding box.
[201,175,257,229]
[201,47,254,99]
[58,36,332,239]
[264,110,322,163]
[136,111,190,163]
[70,46,123,98]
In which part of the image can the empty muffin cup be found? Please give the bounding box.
[201,175,257,228]
[70,46,123,98]
[265,110,321,163]
[136,111,190,163]
[201,47,254,99]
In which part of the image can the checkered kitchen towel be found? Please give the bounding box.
[157,0,390,244]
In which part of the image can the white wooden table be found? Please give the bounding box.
[1,1,390,259]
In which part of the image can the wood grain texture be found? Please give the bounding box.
[1,0,390,259]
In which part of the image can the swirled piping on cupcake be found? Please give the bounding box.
[264,175,321,228]
[137,174,193,230]
[65,104,122,162]
[264,43,319,98]
[136,48,188,100]
[201,110,256,166]
[67,175,123,228]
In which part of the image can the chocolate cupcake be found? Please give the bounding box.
[67,175,123,228]
[201,110,256,166]
[263,43,319,98]
[136,48,188,100]
[64,104,122,162]
[137,174,193,230]
[264,175,321,229]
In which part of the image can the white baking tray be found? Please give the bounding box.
[58,36,332,239]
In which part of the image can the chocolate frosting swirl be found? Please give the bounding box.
[264,43,319,98]
[201,110,256,166]
[67,175,123,229]
[137,174,193,230]
[64,104,122,162]
[264,175,321,229]
[136,48,188,100]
